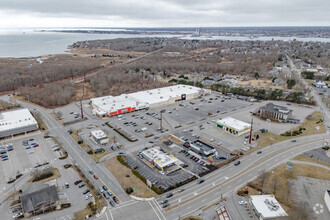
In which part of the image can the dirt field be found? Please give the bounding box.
[293,154,330,168]
[238,163,330,212]
[105,157,157,198]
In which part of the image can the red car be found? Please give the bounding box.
[200,161,205,165]
[93,174,98,179]
[74,180,82,185]
[113,196,120,204]
[33,144,39,148]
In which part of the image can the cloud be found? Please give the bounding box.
[0,0,329,27]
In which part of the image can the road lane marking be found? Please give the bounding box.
[38,110,121,201]
[166,139,323,212]
[153,200,167,220]
[148,201,162,220]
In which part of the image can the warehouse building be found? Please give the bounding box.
[250,195,288,219]
[91,85,210,117]
[0,108,38,139]
[214,117,251,136]
[90,129,109,145]
[258,103,299,123]
[141,147,178,171]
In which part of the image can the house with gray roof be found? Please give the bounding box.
[20,182,60,216]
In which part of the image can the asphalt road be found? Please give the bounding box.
[95,133,327,220]
[14,100,130,203]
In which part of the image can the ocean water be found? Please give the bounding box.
[0,29,329,58]
[0,30,178,58]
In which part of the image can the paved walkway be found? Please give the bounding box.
[289,160,330,170]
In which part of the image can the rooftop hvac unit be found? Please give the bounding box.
[160,96,163,99]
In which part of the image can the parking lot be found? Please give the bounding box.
[125,151,194,189]
[74,126,125,154]
[0,133,59,189]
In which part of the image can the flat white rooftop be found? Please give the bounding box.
[90,129,107,139]
[250,195,288,219]
[91,85,205,114]
[0,108,37,132]
[215,117,251,132]
[128,85,202,105]
[142,147,178,168]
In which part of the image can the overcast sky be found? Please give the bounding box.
[0,0,329,28]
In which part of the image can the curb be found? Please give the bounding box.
[130,195,155,201]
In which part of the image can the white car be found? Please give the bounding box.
[85,193,93,200]
[239,201,247,205]
[210,138,215,142]
[12,213,23,219]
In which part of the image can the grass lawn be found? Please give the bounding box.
[293,154,330,168]
[105,157,157,198]
[256,111,325,149]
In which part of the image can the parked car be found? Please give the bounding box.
[178,189,185,193]
[85,194,93,200]
[65,183,70,188]
[291,140,297,143]
[163,203,169,208]
[12,212,23,219]
[89,170,94,175]
[234,161,241,166]
[82,189,90,195]
[102,185,108,191]
[107,190,113,196]
[110,200,115,207]
[257,151,262,154]
[74,180,82,185]
[78,183,85,188]
[32,144,39,148]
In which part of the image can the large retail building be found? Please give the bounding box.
[91,85,210,117]
[0,108,38,138]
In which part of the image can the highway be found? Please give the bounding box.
[97,133,327,220]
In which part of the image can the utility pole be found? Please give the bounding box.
[160,111,163,131]
[80,100,84,119]
[249,117,253,145]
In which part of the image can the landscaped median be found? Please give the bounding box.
[69,129,108,162]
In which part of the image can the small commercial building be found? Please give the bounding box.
[189,140,216,157]
[0,108,38,139]
[258,103,299,123]
[20,182,60,216]
[250,195,288,219]
[91,85,211,117]
[214,117,251,136]
[90,129,109,145]
[325,190,330,213]
[141,147,178,171]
